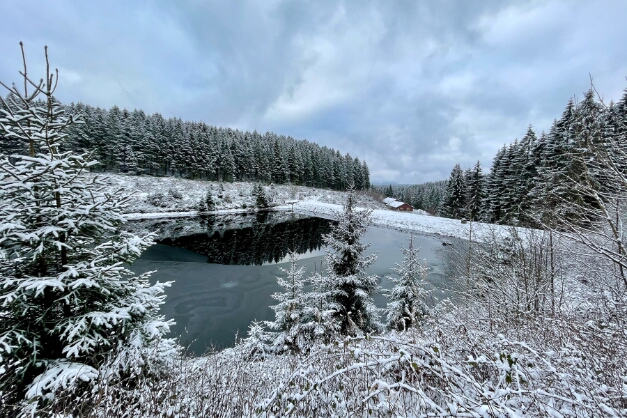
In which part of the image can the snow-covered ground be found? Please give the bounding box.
[292,200,528,242]
[94,172,384,212]
[98,173,523,242]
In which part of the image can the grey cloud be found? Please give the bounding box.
[1,0,625,183]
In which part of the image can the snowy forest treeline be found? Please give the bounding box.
[378,87,627,224]
[438,88,627,227]
[0,98,371,190]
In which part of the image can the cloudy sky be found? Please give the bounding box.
[1,0,626,183]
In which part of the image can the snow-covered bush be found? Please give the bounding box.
[146,191,169,207]
[0,44,176,414]
[259,312,626,417]
[42,301,625,417]
[449,226,561,324]
[167,187,183,200]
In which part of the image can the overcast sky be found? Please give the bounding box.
[1,0,626,183]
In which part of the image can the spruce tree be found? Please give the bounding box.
[266,252,307,352]
[385,236,429,331]
[443,164,466,219]
[238,321,271,360]
[205,188,216,211]
[517,126,540,226]
[253,183,269,208]
[359,160,370,189]
[0,44,175,411]
[465,160,485,222]
[321,186,380,335]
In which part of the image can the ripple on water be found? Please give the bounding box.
[221,281,238,288]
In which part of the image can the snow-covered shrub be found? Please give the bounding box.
[26,299,624,417]
[267,183,279,205]
[167,187,183,200]
[449,226,561,324]
[259,312,626,417]
[0,44,176,414]
[147,191,169,207]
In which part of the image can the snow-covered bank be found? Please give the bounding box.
[106,172,525,241]
[96,173,384,212]
[293,200,528,243]
[124,208,254,220]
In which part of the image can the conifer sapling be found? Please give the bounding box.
[385,235,430,331]
[0,44,175,412]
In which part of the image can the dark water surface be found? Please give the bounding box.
[130,213,453,354]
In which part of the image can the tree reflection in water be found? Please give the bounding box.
[156,213,334,265]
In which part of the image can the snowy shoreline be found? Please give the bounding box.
[103,173,530,243]
[123,199,525,243]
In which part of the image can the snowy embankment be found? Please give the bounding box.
[123,208,251,220]
[99,172,523,241]
[294,200,528,243]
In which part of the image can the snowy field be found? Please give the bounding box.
[92,172,384,212]
[96,173,522,242]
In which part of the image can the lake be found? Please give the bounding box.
[129,212,454,354]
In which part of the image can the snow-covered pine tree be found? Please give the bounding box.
[297,270,339,347]
[197,186,216,212]
[442,163,466,219]
[205,188,216,211]
[0,44,175,412]
[287,141,303,184]
[266,251,307,352]
[499,141,519,224]
[515,126,541,226]
[361,160,370,189]
[484,146,506,223]
[322,185,380,335]
[253,183,269,208]
[238,320,272,360]
[385,235,429,331]
[465,160,484,222]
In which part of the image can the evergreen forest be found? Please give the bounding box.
[0,98,371,190]
[437,88,627,228]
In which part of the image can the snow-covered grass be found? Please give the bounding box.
[293,200,531,243]
[43,304,626,417]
